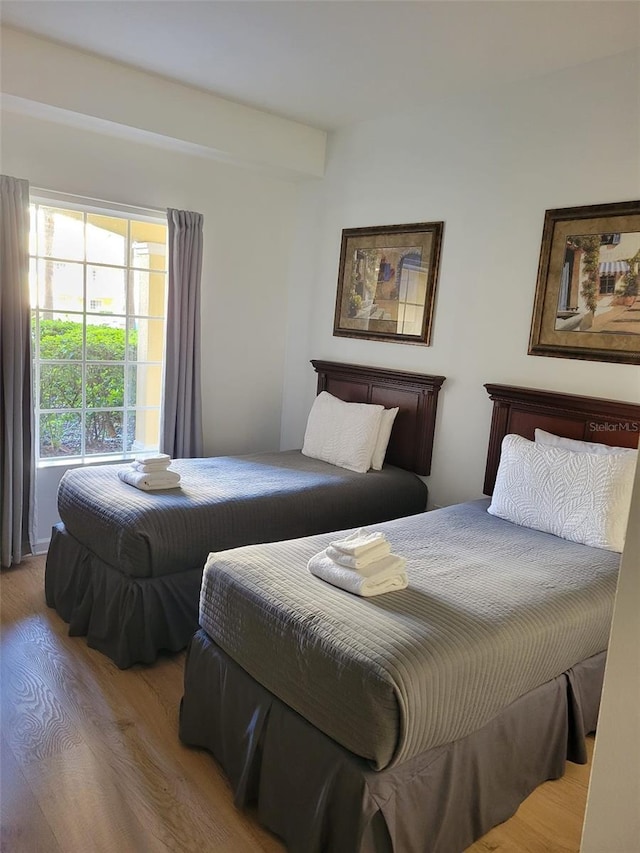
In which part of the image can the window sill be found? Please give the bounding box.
[37,455,135,470]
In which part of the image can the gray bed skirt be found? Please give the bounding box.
[179,629,605,853]
[45,522,203,668]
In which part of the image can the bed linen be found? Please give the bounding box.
[198,499,619,770]
[180,632,605,853]
[56,449,428,579]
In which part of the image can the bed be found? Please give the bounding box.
[179,384,639,853]
[44,360,445,669]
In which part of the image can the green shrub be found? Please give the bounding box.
[36,319,139,454]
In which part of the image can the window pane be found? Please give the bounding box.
[37,206,84,261]
[40,363,82,408]
[127,364,163,406]
[85,411,123,455]
[37,260,83,313]
[39,315,83,360]
[86,318,126,361]
[40,413,82,458]
[86,214,127,265]
[127,409,160,453]
[130,221,167,270]
[130,270,166,317]
[29,258,37,308]
[86,364,125,408]
[87,266,126,315]
[128,317,164,361]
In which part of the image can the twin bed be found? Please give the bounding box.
[45,360,445,668]
[178,383,638,853]
[44,362,638,852]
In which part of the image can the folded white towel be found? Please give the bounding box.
[134,452,171,465]
[132,460,172,473]
[118,469,181,491]
[307,550,407,597]
[330,528,388,557]
[325,541,391,569]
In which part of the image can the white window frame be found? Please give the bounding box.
[30,191,168,466]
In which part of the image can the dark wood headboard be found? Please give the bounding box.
[484,384,640,495]
[311,360,446,476]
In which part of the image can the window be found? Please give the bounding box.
[29,198,168,462]
[599,275,616,295]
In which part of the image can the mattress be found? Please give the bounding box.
[199,499,620,770]
[56,450,427,578]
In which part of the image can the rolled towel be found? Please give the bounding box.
[330,528,388,557]
[118,469,181,492]
[325,541,391,569]
[308,550,407,597]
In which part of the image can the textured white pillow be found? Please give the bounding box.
[488,433,636,552]
[370,407,399,471]
[535,428,637,458]
[302,392,384,473]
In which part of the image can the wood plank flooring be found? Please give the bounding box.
[1,555,594,853]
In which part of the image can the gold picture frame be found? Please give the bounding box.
[528,201,640,364]
[333,222,444,346]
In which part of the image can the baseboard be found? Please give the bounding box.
[33,538,51,555]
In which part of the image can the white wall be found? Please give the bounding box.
[281,49,640,507]
[0,31,325,547]
[1,28,326,178]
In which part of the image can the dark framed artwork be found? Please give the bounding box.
[333,222,444,346]
[528,200,640,364]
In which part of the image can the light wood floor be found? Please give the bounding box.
[1,555,594,853]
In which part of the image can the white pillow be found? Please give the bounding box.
[535,428,637,458]
[370,407,399,471]
[488,433,636,552]
[302,392,384,474]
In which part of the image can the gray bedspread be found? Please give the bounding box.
[57,450,427,578]
[199,499,620,770]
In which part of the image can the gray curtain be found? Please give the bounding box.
[160,209,204,458]
[1,175,34,567]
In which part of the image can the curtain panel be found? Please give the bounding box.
[161,209,204,459]
[1,175,34,567]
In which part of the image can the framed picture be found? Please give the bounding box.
[333,222,444,346]
[528,200,640,364]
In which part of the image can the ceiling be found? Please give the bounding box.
[1,1,638,131]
